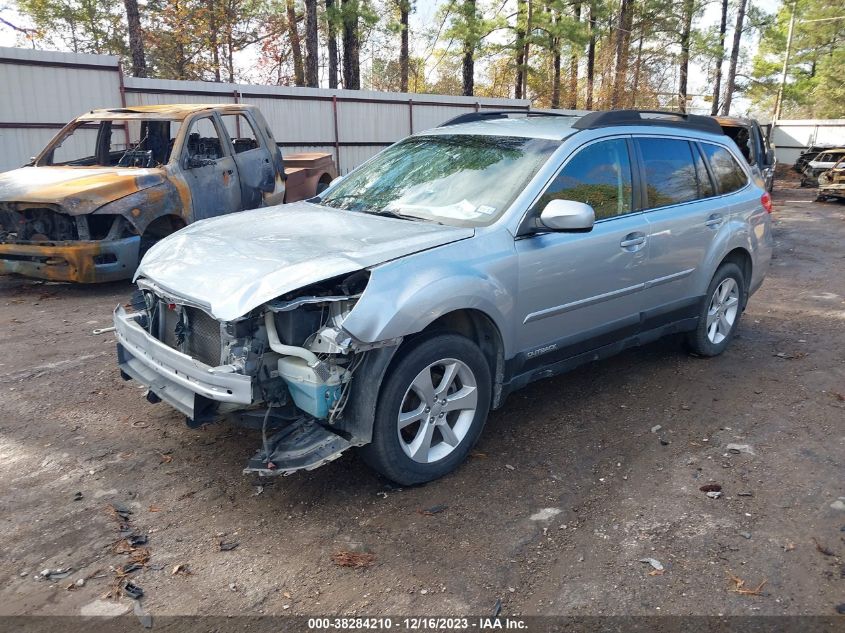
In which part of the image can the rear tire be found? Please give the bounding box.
[360,333,491,485]
[686,263,746,357]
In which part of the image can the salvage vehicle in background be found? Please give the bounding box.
[0,104,336,283]
[793,144,836,174]
[817,158,845,201]
[712,116,776,192]
[113,109,772,485]
[801,148,845,187]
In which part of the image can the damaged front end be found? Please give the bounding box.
[114,270,400,476]
[0,203,140,282]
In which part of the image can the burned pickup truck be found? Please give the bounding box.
[0,104,336,283]
[817,157,845,201]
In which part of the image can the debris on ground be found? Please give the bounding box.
[492,598,502,617]
[134,600,153,629]
[505,464,515,471]
[726,443,755,455]
[651,425,662,433]
[700,484,722,493]
[331,551,376,568]
[639,558,664,572]
[39,568,72,581]
[127,534,148,547]
[73,492,83,502]
[252,485,264,496]
[217,539,239,552]
[707,491,723,499]
[171,564,191,576]
[830,498,845,511]
[727,571,767,596]
[740,532,752,539]
[108,503,133,521]
[529,508,562,521]
[469,451,488,458]
[812,537,836,557]
[158,452,173,464]
[737,491,754,497]
[836,604,845,615]
[773,351,806,360]
[122,581,144,600]
[418,504,448,516]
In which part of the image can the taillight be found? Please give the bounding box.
[761,192,773,213]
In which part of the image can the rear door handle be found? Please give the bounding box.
[705,213,724,228]
[620,232,646,249]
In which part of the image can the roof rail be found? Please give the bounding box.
[573,109,723,135]
[438,109,574,127]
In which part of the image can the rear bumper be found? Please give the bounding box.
[0,236,140,283]
[113,304,252,419]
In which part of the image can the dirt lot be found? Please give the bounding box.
[1,182,843,620]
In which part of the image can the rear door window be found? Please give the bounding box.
[701,143,748,194]
[535,138,634,221]
[636,137,700,208]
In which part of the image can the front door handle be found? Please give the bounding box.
[705,213,724,228]
[620,232,646,250]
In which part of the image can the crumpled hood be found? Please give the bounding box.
[0,166,165,215]
[136,202,474,321]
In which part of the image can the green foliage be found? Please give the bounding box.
[749,0,845,117]
[16,0,127,55]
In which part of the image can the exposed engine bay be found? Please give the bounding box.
[124,270,399,476]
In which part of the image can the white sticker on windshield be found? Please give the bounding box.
[476,205,496,215]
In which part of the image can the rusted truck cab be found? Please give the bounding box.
[0,104,336,283]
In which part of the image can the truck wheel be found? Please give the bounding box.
[360,333,491,485]
[686,263,746,357]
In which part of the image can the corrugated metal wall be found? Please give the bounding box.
[0,46,530,174]
[770,120,845,165]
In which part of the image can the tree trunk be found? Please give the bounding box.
[287,0,305,86]
[522,0,532,97]
[631,33,644,108]
[341,0,360,90]
[326,0,339,88]
[514,0,526,99]
[610,0,631,109]
[550,6,561,108]
[462,0,476,96]
[710,0,728,115]
[677,0,695,113]
[586,1,596,109]
[123,0,147,77]
[304,0,319,87]
[567,1,581,109]
[207,0,221,81]
[398,0,409,92]
[721,0,747,115]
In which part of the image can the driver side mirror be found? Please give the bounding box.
[539,199,595,232]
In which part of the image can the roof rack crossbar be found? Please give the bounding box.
[438,109,574,127]
[573,109,723,135]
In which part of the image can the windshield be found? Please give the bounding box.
[40,118,182,168]
[319,134,559,227]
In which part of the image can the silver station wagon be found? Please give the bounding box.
[114,109,773,485]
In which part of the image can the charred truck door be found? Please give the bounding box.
[220,112,276,209]
[180,114,243,220]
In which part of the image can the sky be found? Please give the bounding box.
[0,0,781,116]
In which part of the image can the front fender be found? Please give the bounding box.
[341,233,517,357]
[93,181,186,235]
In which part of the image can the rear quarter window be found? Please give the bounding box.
[701,143,748,195]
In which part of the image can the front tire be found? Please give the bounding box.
[360,333,491,485]
[686,262,746,357]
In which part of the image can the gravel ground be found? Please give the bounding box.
[0,181,843,619]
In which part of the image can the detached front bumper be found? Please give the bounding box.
[113,304,253,419]
[0,236,140,283]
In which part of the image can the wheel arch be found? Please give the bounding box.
[719,247,753,301]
